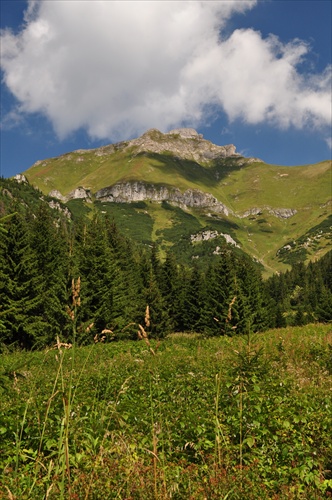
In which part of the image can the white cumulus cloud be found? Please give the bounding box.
[1,0,331,141]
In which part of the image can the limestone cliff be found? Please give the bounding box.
[95,181,230,215]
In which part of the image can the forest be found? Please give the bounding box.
[0,177,331,351]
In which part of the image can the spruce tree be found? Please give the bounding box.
[201,253,238,335]
[139,249,170,338]
[159,251,182,332]
[0,211,54,348]
[236,256,269,332]
[29,204,69,345]
[75,213,116,342]
[106,217,145,334]
[182,264,206,333]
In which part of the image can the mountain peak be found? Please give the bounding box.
[166,128,203,139]
[127,128,240,162]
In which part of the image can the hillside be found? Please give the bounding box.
[21,128,332,275]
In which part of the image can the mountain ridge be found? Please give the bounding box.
[18,128,332,275]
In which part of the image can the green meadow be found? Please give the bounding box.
[1,324,331,499]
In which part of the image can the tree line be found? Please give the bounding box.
[0,182,331,350]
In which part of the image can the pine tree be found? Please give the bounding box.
[0,214,13,343]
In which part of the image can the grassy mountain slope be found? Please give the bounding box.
[20,130,332,275]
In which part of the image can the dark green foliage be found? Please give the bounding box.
[159,251,182,331]
[0,209,69,349]
[1,177,331,350]
[138,246,172,338]
[196,252,269,336]
[266,250,332,326]
[95,200,154,244]
[142,268,171,338]
[74,213,117,342]
[181,263,205,332]
[29,205,69,340]
[106,217,146,334]
[202,253,240,335]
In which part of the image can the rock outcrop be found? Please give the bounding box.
[47,200,71,219]
[190,230,240,247]
[239,207,297,219]
[95,181,230,215]
[48,181,298,221]
[268,208,297,219]
[124,128,241,163]
[49,187,92,203]
[14,174,28,184]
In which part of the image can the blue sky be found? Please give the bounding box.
[1,0,331,179]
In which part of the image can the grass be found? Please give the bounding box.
[1,324,332,499]
[25,148,331,211]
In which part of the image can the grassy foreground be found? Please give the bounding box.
[1,325,332,499]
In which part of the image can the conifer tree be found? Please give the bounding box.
[75,213,116,342]
[0,211,57,348]
[182,263,206,333]
[275,305,287,328]
[236,256,269,332]
[105,217,145,333]
[159,251,178,327]
[201,253,239,335]
[139,249,170,338]
[29,204,69,345]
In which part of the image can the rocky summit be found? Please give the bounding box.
[125,128,242,163]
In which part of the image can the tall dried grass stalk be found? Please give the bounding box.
[72,277,81,308]
[137,324,160,356]
[5,486,14,500]
[135,305,160,356]
[226,296,237,323]
[51,336,72,351]
[145,305,150,328]
[66,277,81,324]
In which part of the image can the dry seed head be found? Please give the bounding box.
[101,328,113,335]
[52,336,72,350]
[145,305,150,328]
[138,324,148,339]
[66,306,75,321]
[72,277,81,307]
[226,296,237,322]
